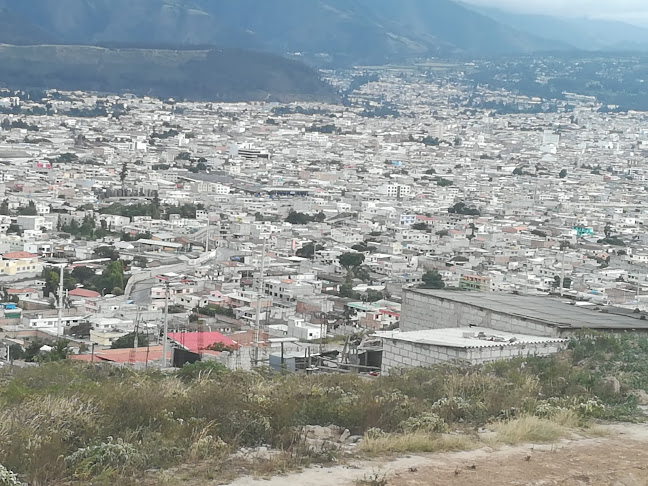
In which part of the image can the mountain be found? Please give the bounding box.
[0,45,338,102]
[0,0,566,63]
[470,5,648,52]
[0,8,57,45]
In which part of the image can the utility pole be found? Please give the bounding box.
[205,220,210,253]
[559,237,566,297]
[162,280,170,368]
[253,238,266,367]
[57,263,65,337]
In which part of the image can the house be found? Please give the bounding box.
[0,251,42,276]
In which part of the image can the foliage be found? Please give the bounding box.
[296,242,324,259]
[435,177,453,187]
[0,333,645,484]
[0,464,20,486]
[285,211,326,225]
[18,201,37,216]
[64,438,139,480]
[420,271,445,289]
[411,222,429,231]
[338,253,365,271]
[559,169,568,178]
[110,332,149,349]
[195,305,235,318]
[448,202,480,216]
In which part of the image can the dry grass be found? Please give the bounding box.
[489,413,577,445]
[359,431,477,455]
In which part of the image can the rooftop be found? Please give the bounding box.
[407,289,648,331]
[375,327,567,349]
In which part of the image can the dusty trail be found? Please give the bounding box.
[228,423,648,486]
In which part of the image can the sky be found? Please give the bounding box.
[462,0,648,26]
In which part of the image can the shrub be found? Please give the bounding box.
[0,465,20,486]
[64,438,140,480]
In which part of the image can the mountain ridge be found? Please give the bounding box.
[0,0,567,64]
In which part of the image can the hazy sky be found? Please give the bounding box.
[462,0,648,25]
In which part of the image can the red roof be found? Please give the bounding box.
[168,331,238,352]
[68,288,101,298]
[3,251,37,260]
[68,345,170,364]
[7,288,36,294]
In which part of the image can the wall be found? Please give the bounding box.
[381,338,563,374]
[401,291,560,337]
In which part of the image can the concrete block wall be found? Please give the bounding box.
[382,338,566,374]
[402,291,560,337]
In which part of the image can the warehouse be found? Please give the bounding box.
[401,289,648,338]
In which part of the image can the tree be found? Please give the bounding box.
[0,199,9,215]
[604,222,612,239]
[365,289,384,303]
[8,343,24,361]
[559,169,568,178]
[354,265,372,283]
[338,253,365,272]
[133,256,148,268]
[98,261,125,293]
[449,202,480,216]
[120,162,128,185]
[296,242,323,259]
[420,270,445,289]
[412,222,429,231]
[6,223,22,235]
[71,266,96,284]
[512,167,524,176]
[69,322,93,339]
[111,332,149,349]
[93,246,120,261]
[18,201,37,216]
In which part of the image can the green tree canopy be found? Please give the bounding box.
[420,270,445,289]
[111,332,149,349]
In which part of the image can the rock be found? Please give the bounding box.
[348,435,362,443]
[340,428,351,442]
[603,376,621,394]
[304,425,338,440]
[630,389,648,405]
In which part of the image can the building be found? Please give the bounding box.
[377,327,567,373]
[0,251,42,276]
[401,289,648,338]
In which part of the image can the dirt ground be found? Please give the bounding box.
[228,424,648,486]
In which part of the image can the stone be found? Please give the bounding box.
[340,428,351,442]
[630,389,648,405]
[603,376,621,394]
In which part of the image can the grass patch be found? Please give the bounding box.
[490,414,576,445]
[359,431,477,455]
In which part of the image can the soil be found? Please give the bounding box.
[227,423,648,486]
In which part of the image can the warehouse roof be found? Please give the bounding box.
[406,289,648,331]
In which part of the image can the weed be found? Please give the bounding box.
[359,431,476,455]
[355,471,389,485]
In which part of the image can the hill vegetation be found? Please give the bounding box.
[0,45,337,102]
[0,331,644,484]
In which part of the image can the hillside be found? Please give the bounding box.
[0,0,565,64]
[0,332,645,484]
[0,45,338,102]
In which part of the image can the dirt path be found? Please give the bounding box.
[228,423,648,486]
